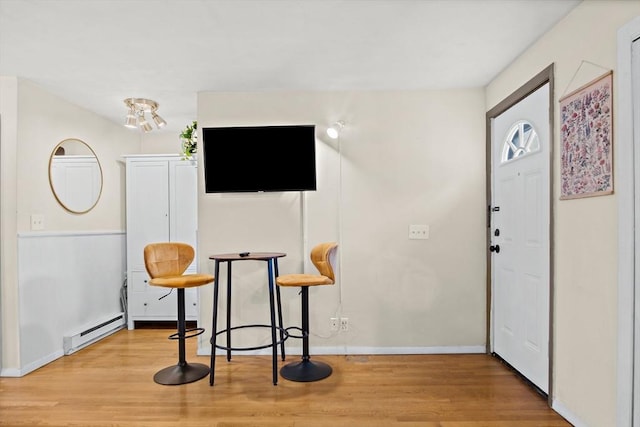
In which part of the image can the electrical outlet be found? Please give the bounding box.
[409,224,429,240]
[340,317,349,332]
[31,214,44,231]
[330,317,339,331]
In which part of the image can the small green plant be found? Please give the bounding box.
[180,120,197,159]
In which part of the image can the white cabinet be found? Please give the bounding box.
[123,154,199,329]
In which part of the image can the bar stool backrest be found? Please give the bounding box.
[310,242,338,283]
[144,242,194,279]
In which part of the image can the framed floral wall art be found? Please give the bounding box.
[560,71,613,199]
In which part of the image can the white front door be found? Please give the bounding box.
[491,83,550,393]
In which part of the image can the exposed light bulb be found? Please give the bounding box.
[124,107,137,128]
[327,121,345,139]
[139,115,153,132]
[152,111,167,128]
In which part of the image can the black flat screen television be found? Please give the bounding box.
[202,124,317,193]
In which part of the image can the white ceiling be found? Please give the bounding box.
[0,0,581,132]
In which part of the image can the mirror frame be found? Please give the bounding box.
[48,138,104,214]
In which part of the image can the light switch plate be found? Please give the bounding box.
[409,224,429,240]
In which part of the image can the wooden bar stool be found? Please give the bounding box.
[276,242,338,382]
[144,242,214,385]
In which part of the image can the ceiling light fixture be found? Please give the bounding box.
[326,120,345,139]
[123,98,166,132]
[124,107,138,129]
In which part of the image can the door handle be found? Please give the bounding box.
[489,245,500,253]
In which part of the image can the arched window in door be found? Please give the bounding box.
[501,120,540,163]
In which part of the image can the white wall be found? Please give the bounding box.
[1,76,20,371]
[0,79,137,374]
[17,231,125,375]
[196,89,487,354]
[15,80,135,233]
[485,2,640,426]
[140,129,186,155]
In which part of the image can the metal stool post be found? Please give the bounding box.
[153,288,209,385]
[280,287,332,381]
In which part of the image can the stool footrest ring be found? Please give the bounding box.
[212,324,289,352]
[284,326,307,340]
[168,327,205,341]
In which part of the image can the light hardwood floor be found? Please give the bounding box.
[0,328,571,426]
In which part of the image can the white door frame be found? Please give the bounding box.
[616,15,640,427]
[485,64,555,402]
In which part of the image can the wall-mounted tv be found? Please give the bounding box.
[202,125,317,193]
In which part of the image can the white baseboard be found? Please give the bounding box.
[11,349,65,377]
[0,368,22,377]
[552,398,587,427]
[314,345,487,355]
[199,345,486,357]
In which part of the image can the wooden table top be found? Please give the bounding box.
[208,252,286,261]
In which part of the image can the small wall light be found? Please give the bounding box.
[326,121,345,139]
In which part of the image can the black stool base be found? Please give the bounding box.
[153,362,209,385]
[280,359,332,382]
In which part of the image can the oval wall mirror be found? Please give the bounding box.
[48,138,103,214]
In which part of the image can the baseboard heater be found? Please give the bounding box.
[63,312,126,355]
